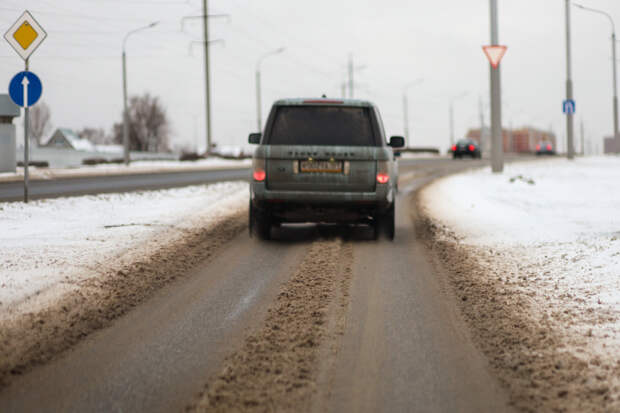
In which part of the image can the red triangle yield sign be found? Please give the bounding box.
[482,45,507,69]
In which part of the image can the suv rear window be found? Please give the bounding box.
[266,106,376,146]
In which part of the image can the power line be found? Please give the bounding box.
[0,6,147,22]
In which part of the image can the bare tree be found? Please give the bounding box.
[29,101,52,146]
[78,127,110,145]
[112,93,170,152]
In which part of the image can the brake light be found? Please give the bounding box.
[451,145,457,152]
[468,144,475,152]
[303,99,343,104]
[536,144,541,151]
[376,173,389,184]
[253,169,266,181]
[546,144,552,150]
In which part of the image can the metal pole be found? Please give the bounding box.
[121,22,158,163]
[348,53,354,98]
[479,96,485,154]
[489,0,504,172]
[574,4,618,149]
[509,121,513,153]
[24,58,29,203]
[256,69,262,132]
[565,0,575,160]
[203,0,212,153]
[449,102,454,147]
[341,82,346,98]
[122,50,129,165]
[612,32,619,144]
[254,48,284,133]
[403,93,409,143]
[580,119,585,155]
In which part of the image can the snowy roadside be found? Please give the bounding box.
[0,181,250,387]
[419,156,620,412]
[0,181,249,321]
[0,158,250,183]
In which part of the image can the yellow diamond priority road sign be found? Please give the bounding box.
[4,11,47,60]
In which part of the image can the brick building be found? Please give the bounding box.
[466,126,556,153]
[604,136,620,154]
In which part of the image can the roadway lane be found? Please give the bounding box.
[322,176,510,412]
[0,167,250,202]
[0,157,489,202]
[0,157,515,412]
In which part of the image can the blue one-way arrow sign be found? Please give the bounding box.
[8,71,42,108]
[563,99,576,115]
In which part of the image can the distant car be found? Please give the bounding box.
[536,141,555,155]
[452,139,481,159]
[248,97,404,240]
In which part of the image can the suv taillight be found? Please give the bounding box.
[252,158,266,182]
[253,170,266,181]
[376,173,389,184]
[376,161,390,184]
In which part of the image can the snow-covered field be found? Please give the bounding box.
[0,182,249,320]
[421,156,620,409]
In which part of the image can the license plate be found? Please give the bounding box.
[299,160,342,173]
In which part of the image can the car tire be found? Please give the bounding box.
[371,218,379,240]
[383,203,395,240]
[252,205,272,240]
[248,200,254,237]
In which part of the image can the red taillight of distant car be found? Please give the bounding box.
[253,169,266,181]
[468,144,475,152]
[376,173,389,184]
[536,144,541,151]
[546,144,552,150]
[451,145,457,152]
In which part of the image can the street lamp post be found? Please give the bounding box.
[256,47,285,133]
[346,54,367,99]
[403,78,424,146]
[122,21,158,165]
[449,91,469,148]
[565,0,576,160]
[574,3,619,147]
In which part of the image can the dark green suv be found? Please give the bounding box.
[248,98,404,240]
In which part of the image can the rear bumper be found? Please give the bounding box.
[453,150,479,156]
[250,182,394,222]
[251,181,393,203]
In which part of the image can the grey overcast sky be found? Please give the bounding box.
[2,0,620,152]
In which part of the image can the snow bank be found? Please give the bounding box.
[421,156,620,398]
[0,182,249,318]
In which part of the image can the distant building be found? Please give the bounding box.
[45,128,95,151]
[0,94,19,173]
[466,126,556,153]
[603,136,620,154]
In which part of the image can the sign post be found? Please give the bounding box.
[484,0,507,173]
[564,0,575,159]
[4,10,47,202]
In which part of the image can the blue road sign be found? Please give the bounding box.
[8,71,42,107]
[563,99,576,115]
